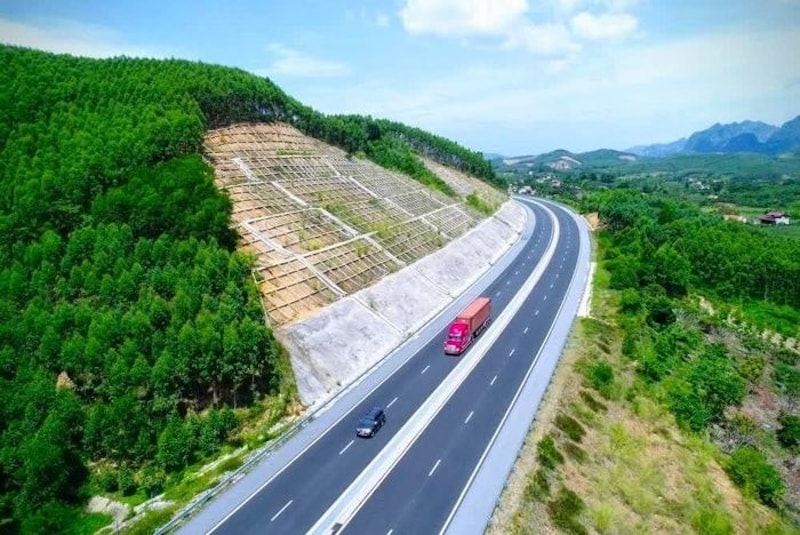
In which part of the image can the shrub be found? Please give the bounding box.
[537,434,564,470]
[589,361,614,395]
[736,355,765,384]
[117,466,137,497]
[669,344,745,430]
[618,288,642,312]
[524,468,550,502]
[772,362,800,398]
[725,445,785,507]
[96,467,118,493]
[563,441,587,463]
[646,295,676,328]
[137,464,167,498]
[555,414,587,443]
[579,390,608,413]
[776,413,800,450]
[547,487,587,535]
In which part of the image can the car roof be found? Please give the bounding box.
[365,406,383,417]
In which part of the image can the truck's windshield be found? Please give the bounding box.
[447,334,462,341]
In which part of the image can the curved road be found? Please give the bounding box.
[342,200,581,534]
[176,198,588,535]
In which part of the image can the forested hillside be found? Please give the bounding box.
[582,191,800,519]
[0,45,498,532]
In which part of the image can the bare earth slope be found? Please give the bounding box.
[204,123,522,405]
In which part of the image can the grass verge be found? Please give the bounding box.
[486,262,794,534]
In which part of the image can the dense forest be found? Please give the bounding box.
[0,45,499,532]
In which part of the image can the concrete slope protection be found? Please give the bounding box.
[339,199,587,535]
[175,199,585,535]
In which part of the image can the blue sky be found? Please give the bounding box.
[1,0,799,155]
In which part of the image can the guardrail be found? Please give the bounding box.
[153,406,310,535]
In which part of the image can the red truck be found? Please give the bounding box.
[443,297,491,355]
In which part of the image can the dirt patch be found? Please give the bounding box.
[87,496,129,531]
[584,212,601,231]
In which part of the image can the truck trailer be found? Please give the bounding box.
[443,297,491,355]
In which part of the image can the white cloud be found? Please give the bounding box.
[570,11,637,40]
[303,26,799,153]
[0,17,171,58]
[507,22,581,57]
[399,0,528,37]
[264,43,350,78]
[398,0,638,59]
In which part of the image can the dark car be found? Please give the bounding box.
[356,406,385,438]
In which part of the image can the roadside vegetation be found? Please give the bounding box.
[0,45,502,533]
[491,186,799,533]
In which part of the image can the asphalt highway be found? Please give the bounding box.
[341,201,580,534]
[190,199,580,535]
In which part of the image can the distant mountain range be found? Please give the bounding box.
[626,115,800,157]
[486,114,800,168]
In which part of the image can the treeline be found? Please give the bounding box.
[583,190,798,509]
[298,114,501,193]
[587,190,800,308]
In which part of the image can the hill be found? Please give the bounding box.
[626,137,687,158]
[496,149,637,172]
[684,120,778,152]
[0,45,502,532]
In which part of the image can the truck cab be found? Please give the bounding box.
[444,321,471,355]
[443,297,491,356]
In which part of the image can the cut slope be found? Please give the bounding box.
[204,123,507,325]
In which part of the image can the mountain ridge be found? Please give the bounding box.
[627,115,800,157]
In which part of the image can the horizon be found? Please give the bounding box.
[1,1,798,155]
